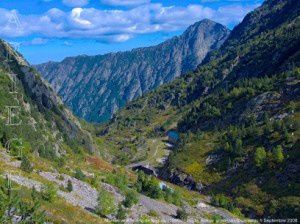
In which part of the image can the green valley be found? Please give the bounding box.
[97,0,300,219]
[0,0,299,223]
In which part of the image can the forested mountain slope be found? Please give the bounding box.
[0,39,95,161]
[36,19,230,123]
[99,0,300,218]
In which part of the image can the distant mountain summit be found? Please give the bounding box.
[35,19,230,123]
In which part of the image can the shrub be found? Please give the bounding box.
[67,180,73,192]
[164,188,181,206]
[212,214,222,223]
[148,210,158,217]
[116,204,127,220]
[123,190,139,208]
[96,189,116,217]
[283,128,291,143]
[211,194,234,211]
[135,171,162,199]
[20,156,33,173]
[233,139,243,156]
[254,147,267,168]
[224,142,232,152]
[38,145,56,161]
[137,215,152,224]
[41,183,57,202]
[135,171,181,205]
[55,157,66,168]
[31,186,39,202]
[231,207,244,218]
[176,208,188,221]
[74,168,86,181]
[147,178,163,199]
[57,175,64,181]
[272,145,284,164]
[105,172,128,192]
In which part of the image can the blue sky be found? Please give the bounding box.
[0,0,263,64]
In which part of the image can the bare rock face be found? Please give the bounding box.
[160,167,204,192]
[240,91,282,122]
[36,19,230,123]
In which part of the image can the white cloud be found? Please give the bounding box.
[151,4,215,31]
[28,37,49,45]
[0,3,259,42]
[101,0,150,7]
[96,34,133,43]
[111,34,132,42]
[71,8,92,26]
[62,0,89,7]
[16,38,49,47]
[8,38,48,49]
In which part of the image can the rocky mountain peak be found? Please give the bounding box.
[184,19,228,35]
[36,20,230,123]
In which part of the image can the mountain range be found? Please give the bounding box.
[35,19,230,123]
[99,0,300,218]
[0,0,299,222]
[0,36,239,223]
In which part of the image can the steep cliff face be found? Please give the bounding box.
[36,19,230,123]
[0,40,96,156]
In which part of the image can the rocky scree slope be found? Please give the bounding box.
[0,150,242,223]
[35,19,230,123]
